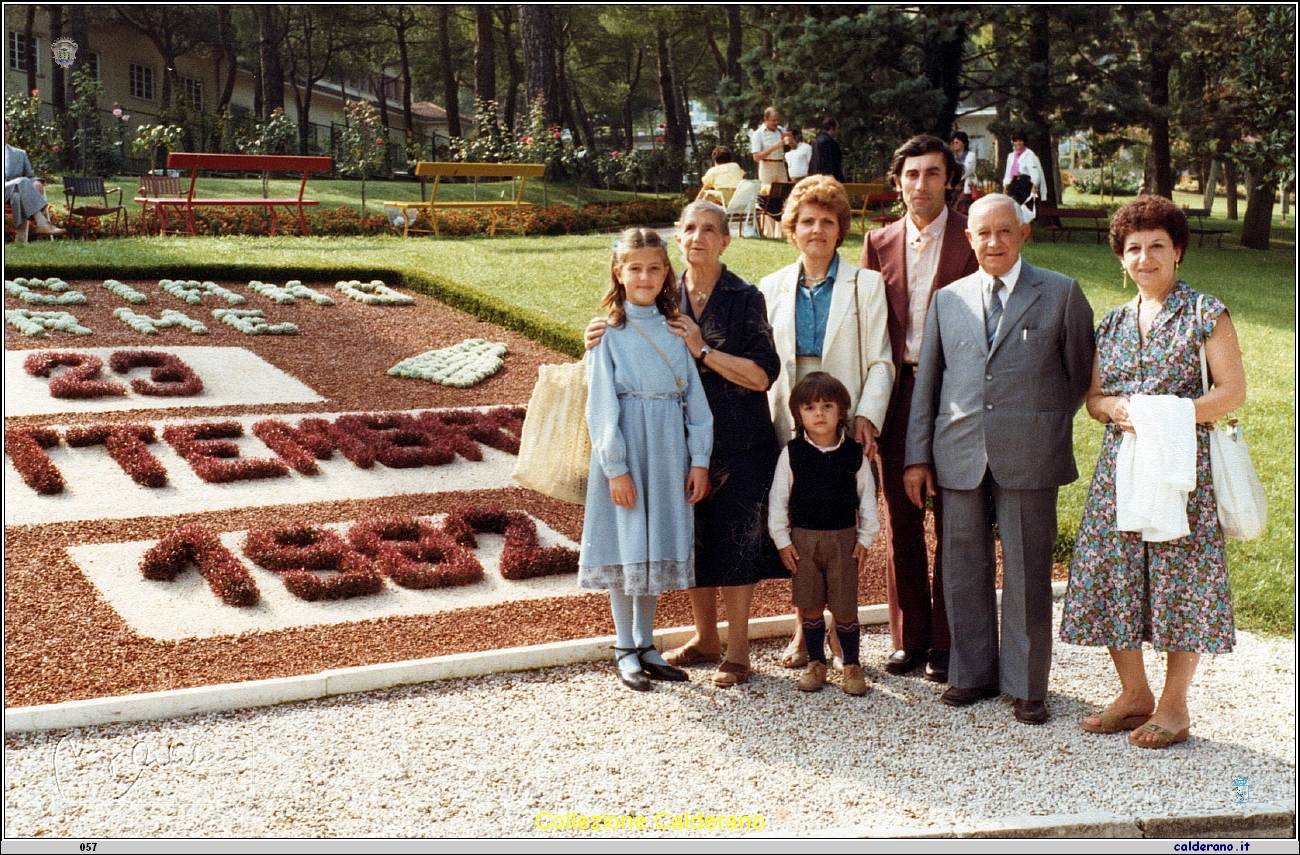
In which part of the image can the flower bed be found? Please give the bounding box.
[334,280,415,306]
[212,309,298,335]
[440,504,578,580]
[100,279,149,304]
[388,338,507,387]
[5,309,91,337]
[162,421,292,484]
[112,308,209,335]
[109,350,205,397]
[244,525,385,601]
[64,423,169,488]
[140,524,261,607]
[246,280,335,306]
[5,277,86,306]
[160,279,245,306]
[347,516,483,590]
[4,426,65,494]
[23,351,127,399]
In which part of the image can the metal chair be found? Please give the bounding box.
[137,174,186,235]
[757,181,795,238]
[723,179,761,237]
[62,176,128,236]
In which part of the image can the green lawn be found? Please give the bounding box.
[6,221,1295,636]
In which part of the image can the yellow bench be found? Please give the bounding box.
[384,162,548,237]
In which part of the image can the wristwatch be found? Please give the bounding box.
[697,344,713,362]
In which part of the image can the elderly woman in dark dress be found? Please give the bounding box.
[586,201,785,687]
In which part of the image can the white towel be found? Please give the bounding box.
[1115,394,1197,542]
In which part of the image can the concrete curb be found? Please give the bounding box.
[816,803,1296,838]
[3,583,1063,735]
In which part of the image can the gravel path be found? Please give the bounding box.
[5,607,1294,838]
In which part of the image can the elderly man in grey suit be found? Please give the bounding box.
[903,194,1094,724]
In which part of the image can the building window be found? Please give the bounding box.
[181,76,203,112]
[129,63,155,101]
[7,31,40,74]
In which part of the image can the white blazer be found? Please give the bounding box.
[1003,146,1044,198]
[758,257,894,446]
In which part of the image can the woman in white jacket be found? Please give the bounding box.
[757,175,894,669]
[1002,130,1044,200]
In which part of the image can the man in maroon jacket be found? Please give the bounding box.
[860,134,978,683]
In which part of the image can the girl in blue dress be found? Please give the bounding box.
[580,228,714,691]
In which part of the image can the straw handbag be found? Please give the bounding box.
[512,358,591,504]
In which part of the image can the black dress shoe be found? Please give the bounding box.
[637,647,689,682]
[924,650,949,683]
[940,685,999,707]
[613,647,652,692]
[885,649,926,675]
[1013,698,1049,724]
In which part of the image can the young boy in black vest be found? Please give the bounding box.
[769,372,880,695]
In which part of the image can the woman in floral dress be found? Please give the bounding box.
[1061,196,1247,749]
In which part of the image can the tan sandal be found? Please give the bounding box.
[712,660,751,687]
[1081,709,1152,735]
[781,637,808,669]
[1128,722,1190,749]
[663,642,723,667]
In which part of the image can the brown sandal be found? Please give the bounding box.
[663,642,723,667]
[1128,722,1190,749]
[1080,709,1152,735]
[712,660,751,687]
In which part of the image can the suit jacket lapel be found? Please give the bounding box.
[954,277,990,357]
[772,264,799,362]
[883,226,910,339]
[937,212,972,293]
[990,262,1042,358]
[821,258,856,358]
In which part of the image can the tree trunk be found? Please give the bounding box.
[520,5,562,127]
[397,23,414,143]
[656,29,684,157]
[499,7,523,133]
[1147,9,1175,198]
[49,6,65,112]
[923,10,965,138]
[474,6,496,130]
[438,7,462,138]
[714,5,743,145]
[1240,177,1275,250]
[1026,9,1058,206]
[1202,160,1221,211]
[1223,160,1239,220]
[256,6,285,119]
[24,5,37,97]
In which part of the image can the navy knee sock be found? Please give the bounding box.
[802,617,827,664]
[835,618,861,667]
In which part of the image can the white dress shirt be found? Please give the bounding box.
[903,206,949,364]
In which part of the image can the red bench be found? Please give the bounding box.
[135,153,332,236]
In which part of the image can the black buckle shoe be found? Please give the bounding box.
[637,646,689,681]
[885,649,926,675]
[613,647,651,691]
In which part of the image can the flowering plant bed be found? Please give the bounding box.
[388,338,507,387]
[246,280,335,306]
[5,277,86,306]
[113,308,209,335]
[5,309,91,337]
[140,523,260,607]
[160,279,245,306]
[335,280,415,306]
[212,309,298,335]
[99,279,149,303]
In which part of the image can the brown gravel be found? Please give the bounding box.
[4,280,1054,709]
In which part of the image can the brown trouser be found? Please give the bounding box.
[877,366,949,653]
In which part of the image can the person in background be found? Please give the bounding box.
[5,121,64,242]
[786,129,813,181]
[951,131,978,214]
[1002,130,1044,201]
[808,116,844,183]
[750,107,789,187]
[697,146,745,206]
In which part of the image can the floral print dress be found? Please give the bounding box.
[1060,282,1235,653]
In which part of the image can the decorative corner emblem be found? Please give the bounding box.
[51,37,78,69]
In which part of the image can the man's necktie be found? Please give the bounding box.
[986,277,1004,348]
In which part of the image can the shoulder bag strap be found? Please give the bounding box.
[1197,293,1210,396]
[625,315,686,396]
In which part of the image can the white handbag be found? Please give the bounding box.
[1198,295,1266,540]
[511,358,591,505]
